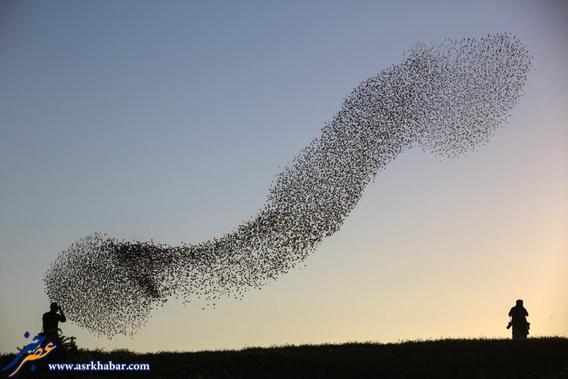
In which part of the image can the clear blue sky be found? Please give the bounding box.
[1,0,567,353]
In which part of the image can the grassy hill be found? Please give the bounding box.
[2,337,567,378]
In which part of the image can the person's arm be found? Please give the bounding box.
[42,313,47,332]
[508,308,514,317]
[58,306,66,323]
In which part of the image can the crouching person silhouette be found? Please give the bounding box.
[507,299,530,340]
[42,302,66,345]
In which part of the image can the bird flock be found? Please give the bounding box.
[44,34,532,338]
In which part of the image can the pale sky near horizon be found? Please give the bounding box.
[0,1,567,353]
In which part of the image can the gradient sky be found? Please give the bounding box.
[0,0,566,353]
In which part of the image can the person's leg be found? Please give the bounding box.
[512,327,521,340]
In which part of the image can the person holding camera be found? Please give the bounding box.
[507,299,530,340]
[42,302,66,342]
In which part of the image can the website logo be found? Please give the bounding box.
[1,332,56,377]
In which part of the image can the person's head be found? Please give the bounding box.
[50,302,58,312]
[516,299,524,307]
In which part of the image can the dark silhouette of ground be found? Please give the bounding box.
[2,337,567,378]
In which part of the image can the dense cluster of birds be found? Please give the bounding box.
[44,34,531,338]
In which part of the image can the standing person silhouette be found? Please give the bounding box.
[42,302,66,343]
[507,299,530,340]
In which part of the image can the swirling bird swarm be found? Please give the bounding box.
[45,34,532,337]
